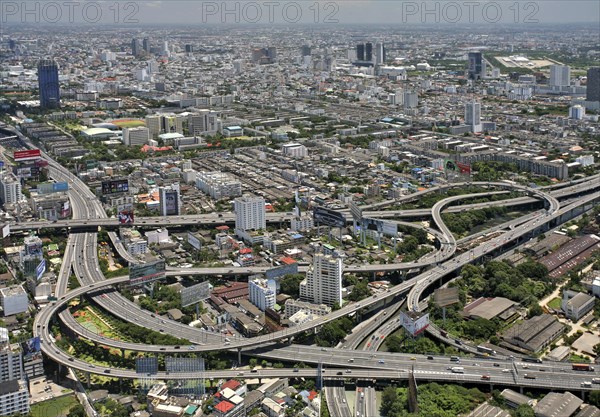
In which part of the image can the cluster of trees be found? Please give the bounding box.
[280,274,304,298]
[315,316,354,347]
[386,333,459,356]
[380,383,487,417]
[442,206,508,237]
[471,161,519,181]
[345,275,371,302]
[458,261,552,307]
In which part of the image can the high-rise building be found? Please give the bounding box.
[249,278,276,311]
[0,173,23,205]
[142,37,151,52]
[299,253,342,307]
[131,38,140,56]
[569,105,585,120]
[251,47,277,64]
[0,332,23,383]
[465,101,482,132]
[185,44,193,53]
[145,114,184,139]
[549,65,571,87]
[301,45,311,57]
[188,110,219,136]
[587,67,600,102]
[375,42,386,65]
[234,195,265,232]
[159,184,181,216]
[356,44,365,61]
[0,380,29,416]
[122,127,149,146]
[468,52,485,80]
[37,59,60,109]
[403,91,418,109]
[365,42,373,62]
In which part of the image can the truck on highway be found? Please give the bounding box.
[451,367,464,373]
[573,363,595,371]
[581,381,592,388]
[477,345,496,356]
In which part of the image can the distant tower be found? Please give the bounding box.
[301,45,311,57]
[299,252,343,307]
[468,52,484,80]
[549,65,571,87]
[586,67,600,102]
[131,38,139,56]
[37,59,60,109]
[465,101,482,133]
[142,37,150,52]
[365,42,373,62]
[375,42,386,65]
[356,44,365,61]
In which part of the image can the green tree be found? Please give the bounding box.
[512,404,535,417]
[279,274,304,298]
[589,391,600,408]
[67,404,86,417]
[380,386,399,416]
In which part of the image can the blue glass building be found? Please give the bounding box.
[37,59,60,109]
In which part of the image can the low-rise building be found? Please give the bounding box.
[0,286,28,316]
[534,392,582,417]
[562,291,595,321]
[284,299,331,318]
[501,314,565,353]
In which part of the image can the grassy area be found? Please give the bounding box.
[547,297,562,310]
[570,354,591,363]
[111,119,145,128]
[30,395,78,417]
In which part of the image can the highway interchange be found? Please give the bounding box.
[5,123,598,414]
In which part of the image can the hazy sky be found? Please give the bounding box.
[2,0,599,26]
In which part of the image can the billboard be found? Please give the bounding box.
[2,224,9,238]
[163,189,179,215]
[101,179,129,194]
[16,167,32,178]
[313,206,346,228]
[129,259,166,286]
[434,287,459,307]
[118,203,134,224]
[400,311,430,337]
[265,263,298,281]
[38,182,69,194]
[457,162,471,175]
[14,149,41,162]
[187,232,201,250]
[21,337,41,360]
[36,259,46,280]
[382,222,398,237]
[181,281,212,307]
[349,201,363,221]
[60,201,71,218]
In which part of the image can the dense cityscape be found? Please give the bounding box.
[0,10,599,417]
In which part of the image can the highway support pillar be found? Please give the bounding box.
[120,348,125,358]
[237,348,242,364]
[86,372,91,388]
[519,386,524,394]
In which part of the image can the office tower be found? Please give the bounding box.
[122,127,149,146]
[549,65,571,87]
[185,44,193,53]
[569,105,585,120]
[8,39,15,51]
[356,44,365,61]
[301,45,311,56]
[587,67,600,102]
[465,101,481,125]
[233,60,244,74]
[131,38,140,56]
[251,47,276,64]
[142,37,150,52]
[188,110,219,136]
[37,59,60,109]
[249,278,276,311]
[468,52,484,80]
[161,41,169,55]
[234,195,266,232]
[299,253,343,307]
[403,91,418,109]
[0,173,23,205]
[159,184,181,216]
[365,42,373,62]
[375,42,386,65]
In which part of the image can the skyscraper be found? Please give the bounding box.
[142,37,151,52]
[301,45,311,57]
[549,65,571,87]
[465,101,482,133]
[403,91,418,109]
[234,195,266,232]
[37,59,60,109]
[356,44,365,61]
[131,38,140,56]
[375,42,386,65]
[159,184,181,216]
[365,42,373,62]
[300,253,343,307]
[587,67,600,102]
[468,52,485,80]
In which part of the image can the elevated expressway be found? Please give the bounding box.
[19,132,599,391]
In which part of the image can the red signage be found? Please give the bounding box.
[14,149,41,161]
